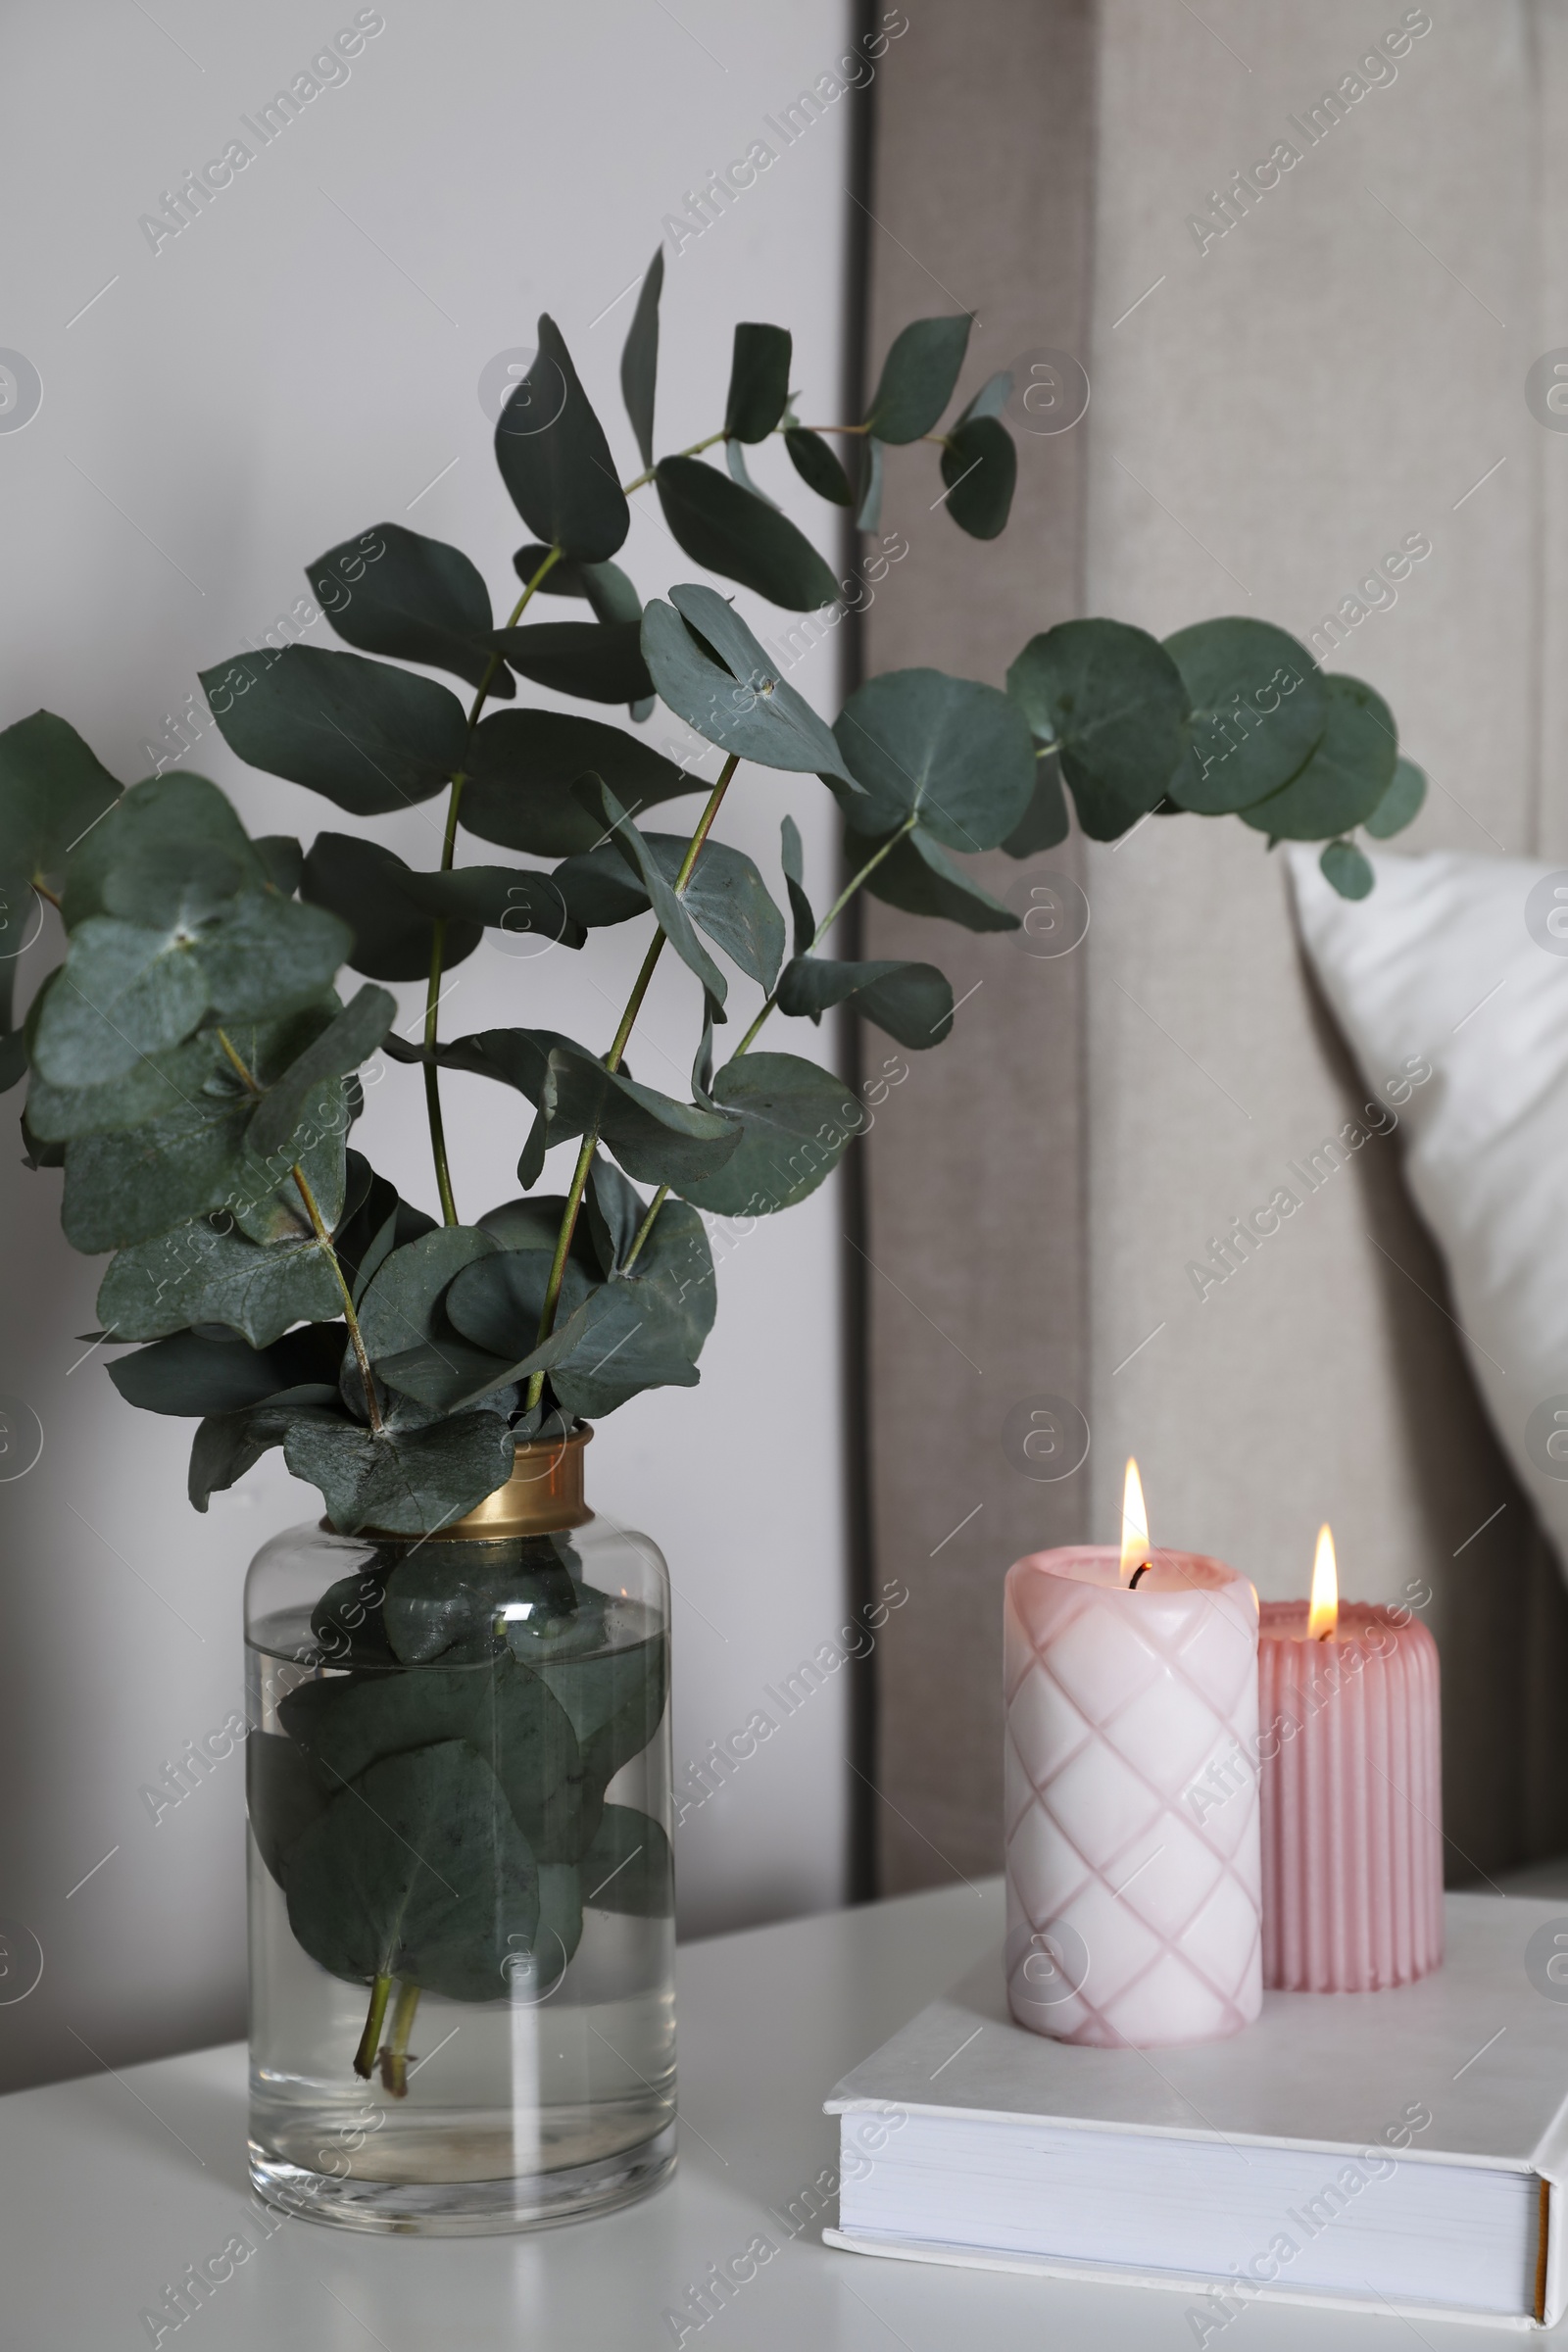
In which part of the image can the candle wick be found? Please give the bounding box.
[1129,1562,1152,1590]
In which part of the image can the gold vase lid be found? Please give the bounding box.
[370,1425,593,1541]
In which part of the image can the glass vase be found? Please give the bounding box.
[243,1428,676,2234]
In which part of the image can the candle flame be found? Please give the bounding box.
[1308,1523,1339,1640]
[1119,1457,1151,1585]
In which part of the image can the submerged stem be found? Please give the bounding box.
[380,1980,421,2098]
[355,1973,392,2082]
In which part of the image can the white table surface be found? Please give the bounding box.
[1,1876,1559,2349]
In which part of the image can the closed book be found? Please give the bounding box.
[824,1893,1568,2328]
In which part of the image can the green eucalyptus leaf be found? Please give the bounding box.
[654,460,838,612]
[64,1099,254,1252]
[586,1153,645,1273]
[61,771,262,930]
[102,1223,345,1346]
[109,1323,344,1416]
[1162,617,1326,813]
[534,1631,668,1793]
[1240,675,1397,841]
[856,436,885,533]
[283,1740,539,1998]
[537,1200,714,1416]
[489,621,653,704]
[570,778,727,1004]
[444,1249,593,1360]
[779,814,814,956]
[784,427,854,507]
[862,825,1021,933]
[200,646,466,817]
[1365,756,1427,840]
[189,1397,336,1510]
[642,585,853,779]
[581,1802,674,1917]
[191,890,351,1025]
[280,1648,584,1863]
[675,1051,864,1216]
[0,710,121,891]
[777,956,954,1049]
[307,522,510,699]
[939,416,1016,539]
[357,1225,501,1364]
[247,1729,331,1888]
[496,314,628,564]
[833,668,1035,852]
[619,249,663,471]
[33,918,210,1087]
[403,1026,742,1191]
[513,549,642,626]
[302,833,579,980]
[724,438,777,509]
[284,1409,515,1537]
[479,1191,595,1260]
[247,985,395,1169]
[462,710,703,858]
[724,322,792,442]
[1006,621,1190,843]
[957,369,1013,423]
[555,826,784,991]
[865,316,971,443]
[1320,839,1375,899]
[255,835,304,897]
[1002,750,1071,857]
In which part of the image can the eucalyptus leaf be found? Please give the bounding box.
[302,834,580,979]
[779,814,815,956]
[461,710,703,858]
[833,668,1036,852]
[495,314,629,564]
[280,1648,585,1862]
[1002,749,1071,857]
[189,1396,339,1510]
[255,835,304,897]
[619,249,663,470]
[776,956,954,1048]
[784,427,854,507]
[586,1153,645,1273]
[641,586,852,779]
[444,1249,593,1360]
[724,439,777,508]
[581,1803,674,1917]
[101,1223,345,1346]
[247,985,395,1169]
[0,710,121,890]
[724,322,792,442]
[283,1408,514,1536]
[1006,621,1190,843]
[675,1051,864,1216]
[570,777,727,1005]
[489,621,653,704]
[547,1200,714,1415]
[1239,675,1397,841]
[513,549,643,626]
[200,646,466,817]
[26,1028,230,1144]
[308,522,511,698]
[283,1740,540,1999]
[958,369,1013,423]
[61,771,262,930]
[1365,756,1426,840]
[535,1631,668,1793]
[1320,839,1375,899]
[357,1225,501,1364]
[655,459,838,612]
[247,1729,331,1888]
[556,827,784,992]
[939,416,1016,539]
[856,437,885,533]
[109,1323,344,1416]
[862,825,1021,933]
[1162,617,1326,814]
[865,316,971,443]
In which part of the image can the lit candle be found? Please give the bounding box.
[1004,1461,1262,2048]
[1257,1526,1443,1992]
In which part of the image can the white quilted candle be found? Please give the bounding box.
[1004,1529,1262,2048]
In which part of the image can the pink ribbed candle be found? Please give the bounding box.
[1004,1545,1262,2049]
[1257,1601,1443,1991]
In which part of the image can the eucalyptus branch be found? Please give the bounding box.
[523,754,741,1408]
[621,428,727,497]
[729,812,917,1059]
[214,1025,383,1433]
[620,1183,668,1272]
[421,544,564,1226]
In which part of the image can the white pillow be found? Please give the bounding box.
[1288,844,1568,1575]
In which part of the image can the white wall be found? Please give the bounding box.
[0,0,859,2093]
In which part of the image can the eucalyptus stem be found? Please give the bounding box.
[421,544,563,1225]
[380,1980,421,2098]
[214,1026,383,1432]
[620,1183,668,1272]
[355,1972,392,2081]
[523,754,741,1409]
[729,812,917,1058]
[621,427,727,497]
